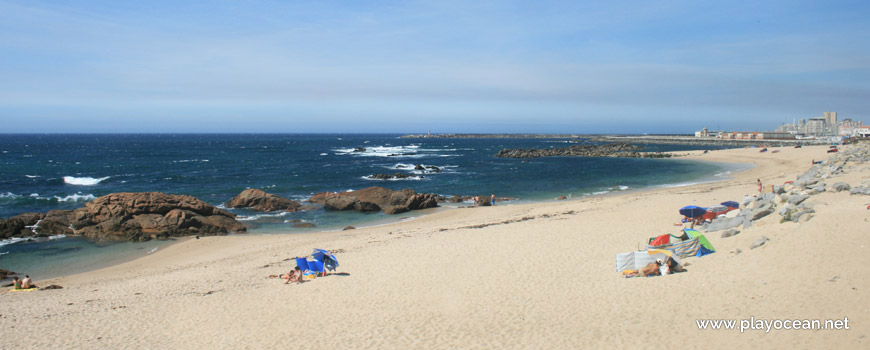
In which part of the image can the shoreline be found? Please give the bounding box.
[3,152,741,280]
[3,144,867,348]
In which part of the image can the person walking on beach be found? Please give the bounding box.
[757,179,762,193]
[491,194,496,206]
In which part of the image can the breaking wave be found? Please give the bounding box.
[63,176,110,186]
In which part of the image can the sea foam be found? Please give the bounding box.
[63,176,110,186]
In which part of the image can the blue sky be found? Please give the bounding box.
[1,0,868,133]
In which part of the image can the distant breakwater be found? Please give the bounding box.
[401,133,590,139]
[590,136,813,147]
[401,133,816,147]
[494,143,673,159]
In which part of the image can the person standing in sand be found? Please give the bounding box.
[757,178,762,192]
[491,194,496,206]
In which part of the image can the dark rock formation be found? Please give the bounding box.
[414,164,441,172]
[70,192,246,241]
[293,222,315,228]
[2,192,246,242]
[224,189,302,212]
[494,143,672,159]
[448,195,465,203]
[308,186,439,214]
[342,226,356,230]
[367,173,422,180]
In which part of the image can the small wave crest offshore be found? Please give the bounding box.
[63,176,110,186]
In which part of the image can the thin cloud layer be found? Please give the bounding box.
[1,0,868,133]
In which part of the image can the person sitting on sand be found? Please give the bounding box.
[666,257,685,273]
[12,276,21,289]
[21,275,35,289]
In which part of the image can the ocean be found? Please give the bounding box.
[0,134,742,279]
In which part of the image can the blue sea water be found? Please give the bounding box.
[0,134,738,279]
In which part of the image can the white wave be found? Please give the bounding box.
[320,153,328,156]
[618,185,629,191]
[25,175,40,178]
[30,193,39,197]
[63,176,110,186]
[362,175,424,181]
[0,237,27,247]
[236,212,291,221]
[147,247,158,254]
[54,193,96,202]
[1,192,21,199]
[332,145,447,158]
[0,252,8,256]
[592,190,609,195]
[48,234,67,240]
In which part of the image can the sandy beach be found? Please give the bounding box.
[2,144,868,349]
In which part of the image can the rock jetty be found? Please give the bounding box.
[701,143,870,235]
[224,189,302,212]
[0,192,246,242]
[494,143,672,159]
[308,186,439,214]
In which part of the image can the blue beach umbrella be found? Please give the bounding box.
[721,201,740,209]
[312,248,339,271]
[679,206,708,218]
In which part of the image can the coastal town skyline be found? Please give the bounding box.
[1,1,868,133]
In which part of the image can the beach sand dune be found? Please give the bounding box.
[2,145,868,349]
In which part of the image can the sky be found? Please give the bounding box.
[1,0,868,134]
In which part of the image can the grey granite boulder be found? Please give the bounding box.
[830,182,851,192]
[721,229,740,238]
[704,215,745,232]
[750,236,770,249]
[850,187,870,196]
[787,195,810,205]
[750,207,774,221]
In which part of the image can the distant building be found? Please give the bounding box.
[839,118,864,136]
[694,127,711,137]
[717,131,795,140]
[824,112,837,126]
[806,118,827,135]
[854,126,870,138]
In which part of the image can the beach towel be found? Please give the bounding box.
[9,288,37,293]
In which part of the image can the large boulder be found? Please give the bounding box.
[224,189,302,212]
[830,182,851,192]
[309,187,439,214]
[72,192,245,241]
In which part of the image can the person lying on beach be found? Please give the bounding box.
[21,275,36,289]
[269,267,304,284]
[640,261,661,277]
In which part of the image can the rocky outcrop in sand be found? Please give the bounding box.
[308,186,439,214]
[224,189,302,212]
[701,144,870,232]
[0,192,246,242]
